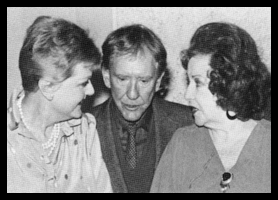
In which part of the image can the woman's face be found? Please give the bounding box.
[185,54,225,127]
[51,63,95,120]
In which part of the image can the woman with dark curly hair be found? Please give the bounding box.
[151,22,271,193]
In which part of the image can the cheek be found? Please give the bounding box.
[199,96,218,115]
[195,90,213,107]
[53,87,84,114]
[64,89,84,105]
[111,85,126,99]
[141,85,156,101]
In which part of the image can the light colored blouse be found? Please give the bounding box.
[7,88,112,193]
[151,120,271,193]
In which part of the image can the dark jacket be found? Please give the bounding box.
[89,96,194,193]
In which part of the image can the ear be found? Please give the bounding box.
[212,94,218,102]
[102,68,111,89]
[38,79,60,101]
[155,72,165,92]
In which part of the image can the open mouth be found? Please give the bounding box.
[189,106,199,114]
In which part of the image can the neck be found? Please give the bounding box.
[207,118,258,147]
[20,92,58,141]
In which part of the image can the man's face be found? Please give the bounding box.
[103,49,163,122]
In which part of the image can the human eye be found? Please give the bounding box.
[140,78,150,84]
[119,77,126,81]
[194,78,204,87]
[81,80,90,87]
[117,76,128,82]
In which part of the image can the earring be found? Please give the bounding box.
[226,110,237,120]
[48,94,54,101]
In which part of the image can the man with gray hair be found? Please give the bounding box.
[88,24,193,193]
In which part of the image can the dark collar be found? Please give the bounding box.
[94,96,177,192]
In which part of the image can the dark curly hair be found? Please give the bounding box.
[181,22,271,121]
[102,24,169,98]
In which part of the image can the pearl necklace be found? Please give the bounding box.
[17,94,60,157]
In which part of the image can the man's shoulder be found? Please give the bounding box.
[153,97,193,126]
[155,97,191,112]
[89,98,110,118]
[154,97,192,116]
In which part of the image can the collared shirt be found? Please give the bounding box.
[111,100,153,159]
[151,120,271,193]
[110,100,156,193]
[7,88,112,193]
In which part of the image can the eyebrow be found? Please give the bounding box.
[139,75,153,79]
[192,75,202,78]
[191,71,211,79]
[79,76,92,81]
[113,73,128,78]
[113,72,153,79]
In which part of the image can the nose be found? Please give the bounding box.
[127,80,139,100]
[184,84,195,101]
[85,80,95,96]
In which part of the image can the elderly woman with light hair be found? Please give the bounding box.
[7,16,112,193]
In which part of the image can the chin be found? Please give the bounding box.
[123,113,142,122]
[123,116,140,122]
[70,110,83,119]
[194,117,206,127]
[120,107,143,122]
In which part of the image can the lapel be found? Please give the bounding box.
[96,96,186,192]
[95,98,128,193]
[152,96,181,167]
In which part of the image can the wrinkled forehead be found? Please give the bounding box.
[111,49,159,75]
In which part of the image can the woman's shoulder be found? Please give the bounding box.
[254,119,271,139]
[82,112,97,125]
[65,113,98,141]
[256,119,271,142]
[174,124,207,141]
[79,113,98,136]
[258,119,271,131]
[168,125,208,152]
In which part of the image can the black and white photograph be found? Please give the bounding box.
[7,7,271,193]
